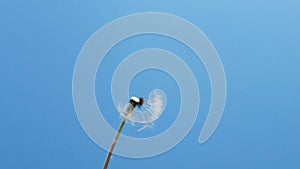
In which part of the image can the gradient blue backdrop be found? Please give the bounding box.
[1,1,299,169]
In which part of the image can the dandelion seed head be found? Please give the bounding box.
[118,89,167,126]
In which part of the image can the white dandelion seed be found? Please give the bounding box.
[118,89,167,129]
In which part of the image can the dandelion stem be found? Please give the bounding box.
[102,105,134,169]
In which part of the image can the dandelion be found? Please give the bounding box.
[102,89,166,169]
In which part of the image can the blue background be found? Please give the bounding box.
[1,1,299,169]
